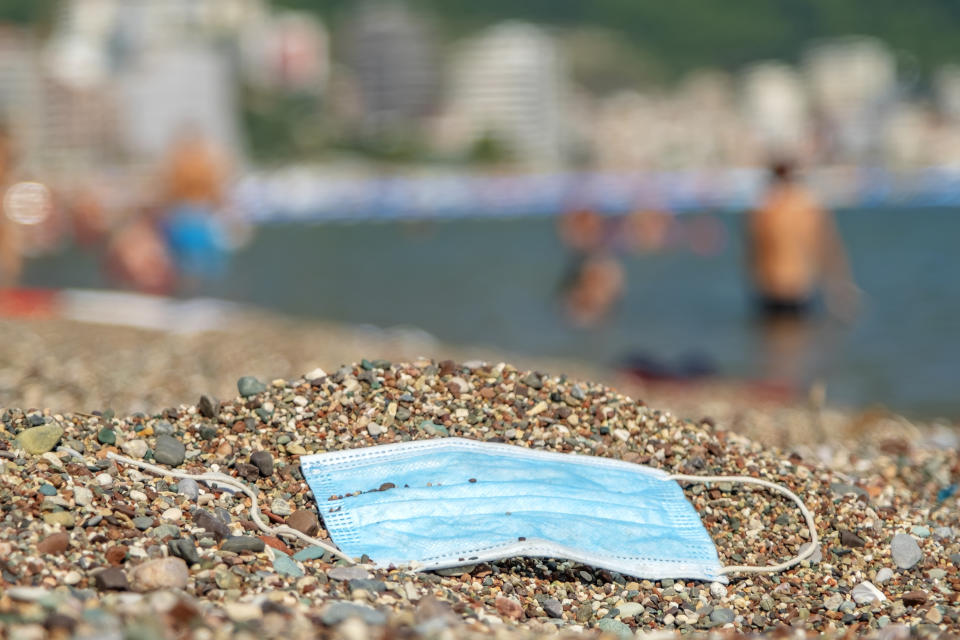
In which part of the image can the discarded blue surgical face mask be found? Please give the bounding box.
[300,438,817,583]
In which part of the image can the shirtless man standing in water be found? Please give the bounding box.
[748,160,858,393]
[748,160,857,320]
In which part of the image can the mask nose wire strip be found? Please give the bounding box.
[668,474,818,575]
[106,452,356,565]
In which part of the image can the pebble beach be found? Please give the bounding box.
[0,317,958,639]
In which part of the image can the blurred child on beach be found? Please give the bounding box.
[106,134,235,295]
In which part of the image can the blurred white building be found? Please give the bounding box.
[804,37,897,162]
[342,2,439,136]
[116,45,241,159]
[0,25,119,176]
[0,27,44,168]
[240,11,329,93]
[438,22,570,167]
[934,65,960,120]
[741,62,809,160]
[588,71,751,170]
[37,0,265,165]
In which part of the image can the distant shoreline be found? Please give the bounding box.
[234,165,960,223]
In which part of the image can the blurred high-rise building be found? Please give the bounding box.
[0,27,44,169]
[804,37,897,163]
[342,1,439,137]
[438,22,570,167]
[0,23,119,177]
[741,62,809,161]
[934,65,960,121]
[240,11,329,94]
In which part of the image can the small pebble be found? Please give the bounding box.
[168,538,201,565]
[710,608,735,625]
[237,376,267,397]
[15,424,64,454]
[875,567,894,584]
[595,618,631,639]
[161,508,182,522]
[131,557,188,592]
[286,510,320,537]
[250,451,274,477]
[890,533,923,569]
[197,394,220,419]
[542,597,563,618]
[120,439,148,459]
[319,601,386,626]
[851,581,886,604]
[272,551,304,578]
[94,567,129,591]
[177,478,199,501]
[328,566,371,581]
[221,536,265,553]
[37,532,70,554]
[153,435,185,467]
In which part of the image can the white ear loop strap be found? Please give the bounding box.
[106,452,356,564]
[668,474,819,575]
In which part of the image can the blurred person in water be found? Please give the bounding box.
[748,158,857,319]
[747,158,859,390]
[557,209,625,327]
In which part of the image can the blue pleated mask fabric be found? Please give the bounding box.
[301,438,736,582]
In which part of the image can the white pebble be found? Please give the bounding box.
[293,395,308,407]
[73,487,93,507]
[875,567,894,584]
[710,582,727,598]
[270,498,292,516]
[161,508,182,522]
[305,367,327,381]
[121,439,148,459]
[41,452,63,469]
[851,581,886,604]
[129,490,148,502]
[95,473,113,488]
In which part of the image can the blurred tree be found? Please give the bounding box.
[467,131,513,165]
[273,0,960,81]
[0,0,58,26]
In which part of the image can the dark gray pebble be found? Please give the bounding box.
[221,536,265,553]
[94,567,129,591]
[237,376,267,397]
[197,395,219,419]
[319,601,386,626]
[153,435,185,467]
[521,373,543,389]
[250,451,274,477]
[710,608,735,624]
[178,478,199,501]
[542,597,563,618]
[169,538,201,565]
[840,530,866,547]
[349,578,387,592]
[193,510,230,540]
